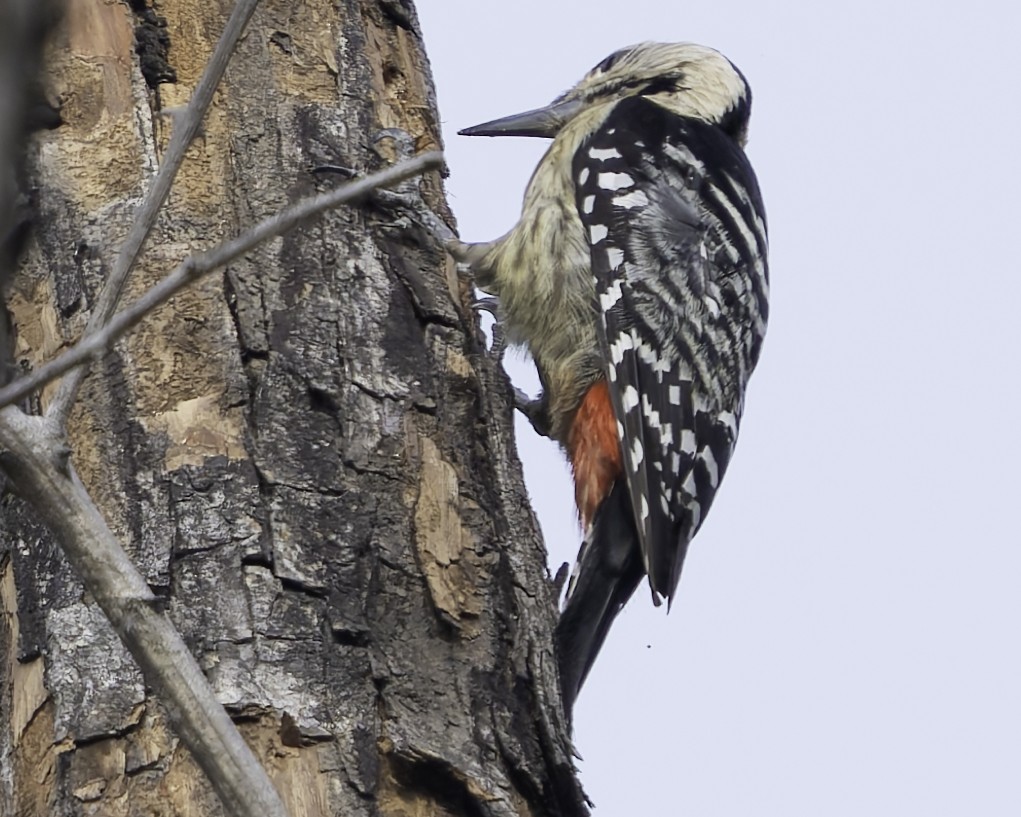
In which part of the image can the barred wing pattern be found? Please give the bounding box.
[573,96,769,602]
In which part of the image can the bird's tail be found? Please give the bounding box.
[555,479,645,717]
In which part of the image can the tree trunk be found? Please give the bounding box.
[0,1,585,814]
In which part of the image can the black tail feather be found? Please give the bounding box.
[555,480,645,717]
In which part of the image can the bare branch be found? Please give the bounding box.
[47,0,264,424]
[0,151,443,412]
[0,406,289,817]
[0,1,290,812]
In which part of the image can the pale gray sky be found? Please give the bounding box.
[417,2,1021,813]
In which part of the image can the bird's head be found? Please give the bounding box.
[460,42,752,146]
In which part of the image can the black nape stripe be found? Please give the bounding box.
[639,77,679,97]
[594,46,633,74]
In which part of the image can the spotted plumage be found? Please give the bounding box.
[574,95,767,602]
[452,42,769,715]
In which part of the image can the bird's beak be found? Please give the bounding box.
[458,98,583,138]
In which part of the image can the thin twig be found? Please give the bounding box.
[0,151,443,411]
[0,407,288,817]
[0,2,288,814]
[47,0,263,425]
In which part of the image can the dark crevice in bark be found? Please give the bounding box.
[169,541,221,558]
[129,1,177,90]
[389,751,493,817]
[308,384,342,417]
[277,575,328,599]
[72,721,141,748]
[376,236,462,329]
[376,0,418,33]
[331,627,371,648]
[240,550,273,568]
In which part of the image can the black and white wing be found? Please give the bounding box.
[572,96,769,602]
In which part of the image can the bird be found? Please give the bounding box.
[450,42,769,715]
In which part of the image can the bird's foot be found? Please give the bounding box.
[513,388,552,438]
[471,295,509,359]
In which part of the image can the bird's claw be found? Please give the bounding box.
[473,296,507,359]
[513,388,552,438]
[472,296,501,318]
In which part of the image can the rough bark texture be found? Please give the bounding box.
[0,1,585,815]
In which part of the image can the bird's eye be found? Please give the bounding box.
[640,77,679,96]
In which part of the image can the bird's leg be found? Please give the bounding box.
[516,362,555,439]
[513,387,552,438]
[477,295,553,436]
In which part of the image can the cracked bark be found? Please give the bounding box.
[0,1,586,815]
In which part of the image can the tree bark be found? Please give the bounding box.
[0,1,586,815]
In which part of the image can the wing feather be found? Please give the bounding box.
[572,96,768,602]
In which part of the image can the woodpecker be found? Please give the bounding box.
[452,43,769,714]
